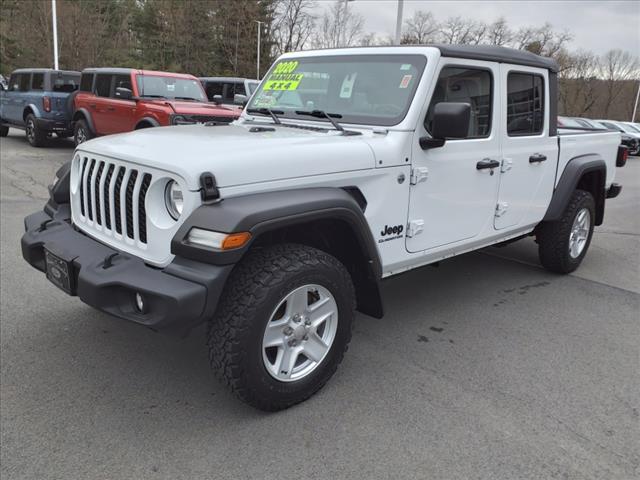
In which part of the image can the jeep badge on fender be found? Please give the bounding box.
[21,45,624,411]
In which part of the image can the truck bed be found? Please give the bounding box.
[557,129,620,188]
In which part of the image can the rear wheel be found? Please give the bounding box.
[74,119,93,146]
[0,125,8,137]
[537,189,595,273]
[208,244,355,411]
[25,114,47,147]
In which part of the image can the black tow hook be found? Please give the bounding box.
[102,253,119,269]
[37,219,53,232]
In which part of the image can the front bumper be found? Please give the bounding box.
[21,206,233,335]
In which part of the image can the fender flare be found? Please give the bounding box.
[72,108,96,134]
[135,117,160,129]
[172,187,384,318]
[23,104,41,120]
[543,154,606,224]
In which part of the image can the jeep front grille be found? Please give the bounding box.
[77,156,151,244]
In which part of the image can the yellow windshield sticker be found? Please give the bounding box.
[264,60,303,91]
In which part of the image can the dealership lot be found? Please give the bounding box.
[1,129,638,479]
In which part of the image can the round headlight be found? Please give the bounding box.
[164,180,184,220]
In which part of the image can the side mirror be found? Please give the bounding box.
[420,102,471,150]
[115,87,133,100]
[234,93,248,106]
[212,94,223,105]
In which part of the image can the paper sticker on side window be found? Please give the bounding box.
[399,75,412,89]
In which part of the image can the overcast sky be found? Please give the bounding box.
[316,0,640,56]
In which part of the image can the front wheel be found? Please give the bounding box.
[74,119,93,146]
[25,114,47,147]
[208,244,355,411]
[537,189,595,273]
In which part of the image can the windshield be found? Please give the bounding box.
[136,75,206,101]
[248,54,427,126]
[620,122,640,133]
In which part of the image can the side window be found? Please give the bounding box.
[112,74,132,97]
[425,67,492,138]
[31,73,45,90]
[204,81,223,100]
[19,73,31,92]
[506,73,544,136]
[94,74,112,97]
[8,74,21,91]
[80,73,94,92]
[234,82,246,97]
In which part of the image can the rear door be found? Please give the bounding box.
[105,73,136,133]
[406,60,502,253]
[494,66,557,230]
[90,73,114,134]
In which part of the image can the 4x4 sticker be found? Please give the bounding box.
[264,61,303,91]
[379,224,404,243]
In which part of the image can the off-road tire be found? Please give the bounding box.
[208,243,356,411]
[74,119,93,146]
[0,125,8,137]
[25,114,47,147]
[537,189,595,274]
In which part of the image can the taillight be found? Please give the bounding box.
[616,145,628,167]
[43,96,51,112]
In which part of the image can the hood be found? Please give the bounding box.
[148,99,239,117]
[78,122,376,190]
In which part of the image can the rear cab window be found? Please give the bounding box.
[506,72,544,136]
[52,73,80,93]
[80,73,94,92]
[31,73,45,91]
[95,74,112,97]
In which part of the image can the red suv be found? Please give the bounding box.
[72,68,240,145]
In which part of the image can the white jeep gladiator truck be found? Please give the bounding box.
[22,46,627,411]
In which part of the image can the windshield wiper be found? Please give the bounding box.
[174,96,200,101]
[139,94,166,99]
[246,108,283,125]
[295,110,344,132]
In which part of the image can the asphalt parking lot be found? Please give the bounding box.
[1,128,638,480]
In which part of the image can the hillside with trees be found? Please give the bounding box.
[1,0,637,120]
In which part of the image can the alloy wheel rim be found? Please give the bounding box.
[26,120,34,142]
[76,127,86,144]
[262,284,338,382]
[569,207,590,259]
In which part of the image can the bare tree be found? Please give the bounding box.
[558,50,600,116]
[439,16,477,45]
[487,17,511,46]
[273,0,315,54]
[402,10,439,44]
[601,49,640,116]
[313,0,364,49]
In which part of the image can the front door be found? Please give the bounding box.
[406,60,501,253]
[494,65,557,230]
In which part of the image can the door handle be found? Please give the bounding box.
[476,159,501,170]
[529,154,547,163]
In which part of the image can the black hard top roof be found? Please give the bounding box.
[81,67,134,74]
[431,44,559,72]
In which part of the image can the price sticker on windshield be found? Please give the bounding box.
[264,61,303,91]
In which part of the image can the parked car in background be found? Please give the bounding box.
[200,76,260,107]
[72,68,241,146]
[0,68,80,146]
[595,119,640,155]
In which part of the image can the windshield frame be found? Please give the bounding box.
[248,54,428,127]
[135,74,207,102]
